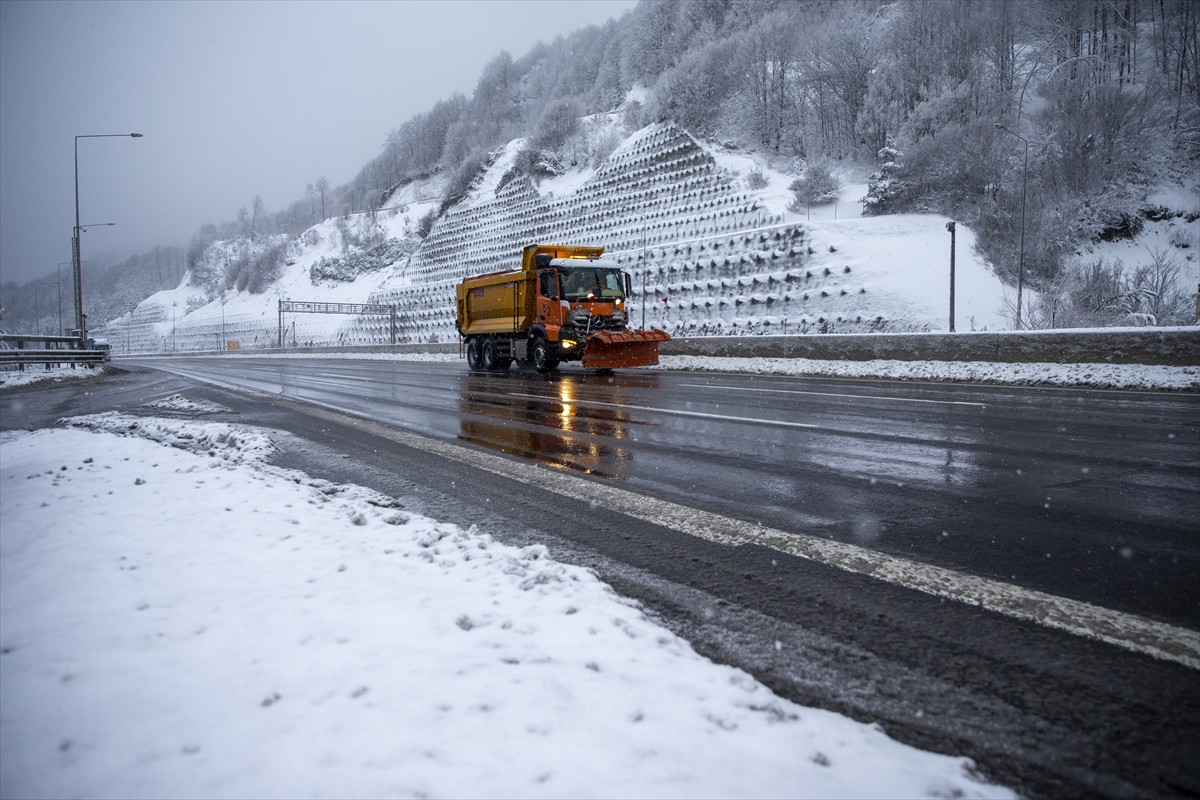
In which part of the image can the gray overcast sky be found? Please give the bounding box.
[0,0,637,286]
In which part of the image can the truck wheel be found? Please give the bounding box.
[531,337,558,373]
[465,337,483,371]
[481,338,503,371]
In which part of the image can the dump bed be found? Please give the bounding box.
[456,269,535,337]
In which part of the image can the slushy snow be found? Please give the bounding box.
[0,414,1015,799]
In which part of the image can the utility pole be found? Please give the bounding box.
[946,221,956,332]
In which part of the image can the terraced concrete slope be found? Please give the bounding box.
[104,122,1007,354]
[357,122,1005,344]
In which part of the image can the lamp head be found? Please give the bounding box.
[131,133,143,138]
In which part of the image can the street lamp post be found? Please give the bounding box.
[73,133,142,342]
[996,124,1029,330]
[946,221,956,332]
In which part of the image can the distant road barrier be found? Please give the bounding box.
[121,328,1200,367]
[661,328,1200,366]
[0,334,108,371]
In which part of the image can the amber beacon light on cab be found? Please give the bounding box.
[455,244,671,372]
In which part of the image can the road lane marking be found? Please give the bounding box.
[505,392,819,430]
[151,364,1200,671]
[680,383,988,408]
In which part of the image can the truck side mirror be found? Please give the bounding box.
[624,272,632,297]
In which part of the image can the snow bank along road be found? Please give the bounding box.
[4,359,1199,797]
[1,415,1013,799]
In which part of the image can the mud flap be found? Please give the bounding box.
[581,329,671,369]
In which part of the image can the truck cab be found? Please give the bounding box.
[533,253,631,354]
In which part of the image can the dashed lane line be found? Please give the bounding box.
[153,364,1200,671]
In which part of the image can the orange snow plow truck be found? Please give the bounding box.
[456,244,670,372]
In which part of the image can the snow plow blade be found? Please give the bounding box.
[581,329,671,369]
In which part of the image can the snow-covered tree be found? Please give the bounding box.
[863,143,905,215]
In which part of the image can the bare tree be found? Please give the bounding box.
[250,195,265,240]
[315,177,330,221]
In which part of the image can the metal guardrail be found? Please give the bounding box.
[0,333,107,370]
[0,349,108,370]
[0,334,86,347]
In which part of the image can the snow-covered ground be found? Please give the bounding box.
[0,415,1015,799]
[1077,180,1199,292]
[0,364,105,390]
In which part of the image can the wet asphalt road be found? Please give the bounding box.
[131,356,1199,629]
[3,358,1198,798]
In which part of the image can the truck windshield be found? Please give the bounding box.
[559,267,624,301]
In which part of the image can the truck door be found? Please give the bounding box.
[537,269,564,337]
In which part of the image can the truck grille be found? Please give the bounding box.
[565,307,627,331]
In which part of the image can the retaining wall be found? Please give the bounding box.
[126,328,1198,366]
[661,328,1200,365]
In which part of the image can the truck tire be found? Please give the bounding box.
[465,337,483,371]
[481,338,505,371]
[531,336,558,373]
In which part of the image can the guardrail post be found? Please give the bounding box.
[390,305,396,345]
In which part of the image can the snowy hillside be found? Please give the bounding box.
[109,118,1019,353]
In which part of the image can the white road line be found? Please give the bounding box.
[505,392,819,430]
[153,365,1200,671]
[680,382,988,408]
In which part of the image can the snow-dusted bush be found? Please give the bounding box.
[240,242,287,294]
[498,147,564,192]
[788,163,841,210]
[1025,249,1195,328]
[416,209,437,239]
[438,152,490,215]
[530,99,581,152]
[310,238,419,286]
[591,126,625,170]
[746,166,769,190]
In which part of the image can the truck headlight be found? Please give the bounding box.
[562,340,576,349]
